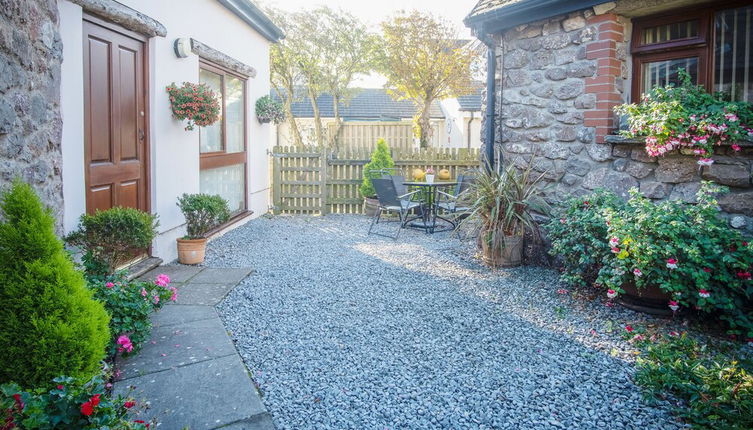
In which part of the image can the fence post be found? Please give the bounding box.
[320,148,328,215]
[272,147,282,214]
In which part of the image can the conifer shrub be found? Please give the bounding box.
[0,180,110,389]
[360,139,395,198]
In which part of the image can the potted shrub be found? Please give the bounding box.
[464,162,550,268]
[176,193,230,264]
[360,139,395,216]
[255,95,286,124]
[615,70,753,164]
[597,183,753,337]
[166,82,221,131]
[66,207,159,277]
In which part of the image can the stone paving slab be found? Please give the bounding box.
[151,304,217,328]
[118,317,236,379]
[215,413,276,430]
[115,354,265,430]
[189,267,254,284]
[171,282,239,306]
[138,264,204,283]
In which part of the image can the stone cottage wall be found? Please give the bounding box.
[484,1,753,234]
[0,0,64,225]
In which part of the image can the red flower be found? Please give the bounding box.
[90,394,101,407]
[81,400,94,416]
[56,385,64,390]
[737,271,752,280]
[583,200,590,206]
[124,400,136,409]
[625,325,633,332]
[12,393,23,410]
[702,267,711,273]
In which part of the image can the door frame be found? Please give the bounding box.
[82,13,152,216]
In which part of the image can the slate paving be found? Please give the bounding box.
[114,265,272,430]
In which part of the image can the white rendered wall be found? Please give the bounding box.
[58,0,274,262]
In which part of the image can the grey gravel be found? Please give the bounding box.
[209,215,685,429]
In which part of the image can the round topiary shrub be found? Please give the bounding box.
[0,180,110,389]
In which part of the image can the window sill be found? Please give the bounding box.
[205,210,254,239]
[604,134,753,147]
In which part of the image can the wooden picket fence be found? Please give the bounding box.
[271,145,481,215]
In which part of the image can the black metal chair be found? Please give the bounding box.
[436,174,475,217]
[368,178,423,239]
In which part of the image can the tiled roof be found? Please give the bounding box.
[466,0,526,21]
[274,88,445,120]
[456,84,484,111]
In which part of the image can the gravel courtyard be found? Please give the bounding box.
[209,215,682,429]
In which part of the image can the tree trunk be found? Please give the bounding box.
[330,95,343,150]
[281,83,303,147]
[417,99,433,148]
[307,86,324,147]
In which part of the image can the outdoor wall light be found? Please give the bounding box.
[173,38,192,58]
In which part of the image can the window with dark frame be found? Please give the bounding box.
[198,60,248,215]
[632,3,753,103]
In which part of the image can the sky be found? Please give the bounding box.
[262,0,480,88]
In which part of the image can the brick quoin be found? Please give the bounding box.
[585,13,624,143]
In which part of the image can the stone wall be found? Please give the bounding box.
[485,1,753,234]
[0,0,64,225]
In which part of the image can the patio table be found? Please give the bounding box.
[403,180,458,233]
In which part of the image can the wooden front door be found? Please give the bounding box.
[83,18,148,214]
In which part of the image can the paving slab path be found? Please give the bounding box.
[114,265,273,430]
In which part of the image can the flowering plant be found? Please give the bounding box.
[596,183,753,336]
[90,274,176,357]
[255,95,285,124]
[615,70,753,163]
[1,375,152,429]
[546,189,626,289]
[166,82,221,131]
[425,167,435,175]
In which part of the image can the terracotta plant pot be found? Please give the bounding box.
[438,169,451,180]
[481,234,523,268]
[176,237,207,265]
[618,281,673,316]
[363,197,379,217]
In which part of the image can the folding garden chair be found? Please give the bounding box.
[436,173,476,218]
[368,178,423,239]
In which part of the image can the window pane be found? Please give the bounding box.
[226,76,244,153]
[200,163,245,214]
[641,57,698,93]
[642,20,699,45]
[199,69,223,153]
[715,6,753,102]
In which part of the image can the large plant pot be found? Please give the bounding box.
[481,234,523,268]
[176,238,207,265]
[618,281,673,316]
[364,197,379,217]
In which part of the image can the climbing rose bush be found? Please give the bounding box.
[90,274,177,357]
[596,183,753,337]
[166,82,220,131]
[615,70,753,163]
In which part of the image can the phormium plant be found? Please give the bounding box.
[166,82,221,131]
[615,69,753,164]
